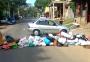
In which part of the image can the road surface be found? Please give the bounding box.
[1,18,35,38]
[0,18,90,62]
[0,46,90,62]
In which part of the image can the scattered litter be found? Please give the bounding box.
[0,31,90,50]
[18,37,29,48]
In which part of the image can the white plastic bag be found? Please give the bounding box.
[18,37,29,48]
[61,32,73,39]
[58,37,66,44]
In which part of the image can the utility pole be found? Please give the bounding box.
[18,5,20,16]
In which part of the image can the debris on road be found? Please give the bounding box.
[0,30,90,50]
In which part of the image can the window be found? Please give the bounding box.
[36,20,49,25]
[48,20,56,26]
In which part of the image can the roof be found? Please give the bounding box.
[49,0,66,6]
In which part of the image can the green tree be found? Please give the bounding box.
[70,2,76,13]
[28,7,38,17]
[0,0,8,19]
[35,0,51,12]
[0,0,26,19]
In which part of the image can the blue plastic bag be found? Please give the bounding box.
[43,37,51,46]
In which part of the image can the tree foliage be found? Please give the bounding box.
[0,0,26,10]
[35,0,51,11]
[27,7,37,17]
[0,0,26,19]
[70,2,76,13]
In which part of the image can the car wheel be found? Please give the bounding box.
[33,29,40,36]
[61,29,68,33]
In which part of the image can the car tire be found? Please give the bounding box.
[61,29,68,33]
[33,29,40,36]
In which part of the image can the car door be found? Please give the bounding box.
[36,20,51,33]
[47,20,59,33]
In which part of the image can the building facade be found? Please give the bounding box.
[49,0,66,20]
[73,0,90,24]
[47,0,74,21]
[44,0,90,25]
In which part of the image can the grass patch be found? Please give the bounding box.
[65,23,73,28]
[63,18,73,24]
[63,18,74,28]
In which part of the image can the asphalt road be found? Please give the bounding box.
[0,18,90,62]
[3,18,35,38]
[0,46,90,62]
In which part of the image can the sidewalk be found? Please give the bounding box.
[70,23,90,36]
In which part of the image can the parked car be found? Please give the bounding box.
[28,18,68,35]
[0,17,16,25]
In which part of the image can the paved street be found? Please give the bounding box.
[0,18,90,62]
[0,0,90,62]
[4,23,29,39]
[0,46,90,62]
[0,18,35,38]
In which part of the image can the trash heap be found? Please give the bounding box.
[0,30,90,50]
[0,32,19,49]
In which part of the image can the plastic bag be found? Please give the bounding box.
[5,35,14,43]
[43,37,51,46]
[18,37,29,48]
[58,37,66,44]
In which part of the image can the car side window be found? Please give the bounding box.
[36,20,48,25]
[48,20,56,26]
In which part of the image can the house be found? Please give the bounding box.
[73,0,90,25]
[44,0,90,25]
[48,0,66,20]
[44,7,50,18]
[44,0,74,22]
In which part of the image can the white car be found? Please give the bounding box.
[28,18,68,35]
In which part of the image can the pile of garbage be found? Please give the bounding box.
[0,30,90,50]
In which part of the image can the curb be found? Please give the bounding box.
[0,26,7,29]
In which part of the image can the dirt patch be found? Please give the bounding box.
[0,25,13,35]
[70,23,90,36]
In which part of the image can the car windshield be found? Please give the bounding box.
[48,19,59,25]
[31,17,47,23]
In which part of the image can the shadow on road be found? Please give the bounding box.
[0,47,51,62]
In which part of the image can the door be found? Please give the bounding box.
[36,20,51,33]
[47,20,59,33]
